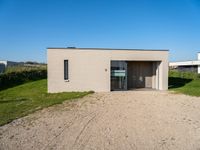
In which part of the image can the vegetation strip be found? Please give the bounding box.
[0,66,47,91]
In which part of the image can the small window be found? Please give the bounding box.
[64,60,68,80]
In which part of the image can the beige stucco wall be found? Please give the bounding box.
[47,48,168,93]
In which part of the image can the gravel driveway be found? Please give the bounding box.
[1,91,200,150]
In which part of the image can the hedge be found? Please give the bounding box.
[0,69,47,91]
[169,70,200,80]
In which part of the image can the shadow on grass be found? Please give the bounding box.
[0,98,28,104]
[168,77,192,89]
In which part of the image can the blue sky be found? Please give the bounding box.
[0,0,200,62]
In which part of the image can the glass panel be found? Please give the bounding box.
[111,61,127,91]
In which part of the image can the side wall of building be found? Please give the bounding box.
[48,49,168,92]
[48,49,111,93]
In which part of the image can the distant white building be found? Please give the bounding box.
[0,61,23,73]
[169,53,200,74]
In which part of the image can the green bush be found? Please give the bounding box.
[0,69,47,90]
[169,70,200,80]
[5,65,47,73]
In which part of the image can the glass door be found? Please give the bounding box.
[111,61,127,91]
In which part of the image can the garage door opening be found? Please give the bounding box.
[111,61,160,91]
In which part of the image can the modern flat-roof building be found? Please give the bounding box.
[169,52,200,74]
[47,48,169,93]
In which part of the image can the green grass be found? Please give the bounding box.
[169,71,200,97]
[0,79,92,126]
[171,80,200,96]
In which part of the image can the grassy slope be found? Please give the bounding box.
[170,79,200,97]
[0,79,92,126]
[169,71,200,97]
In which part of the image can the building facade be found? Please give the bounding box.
[47,48,169,93]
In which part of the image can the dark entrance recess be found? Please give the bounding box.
[127,61,153,89]
[111,61,155,91]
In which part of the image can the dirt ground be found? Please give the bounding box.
[1,91,200,150]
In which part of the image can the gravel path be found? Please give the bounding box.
[1,91,200,150]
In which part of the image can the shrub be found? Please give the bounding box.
[5,65,47,73]
[0,69,47,90]
[169,70,200,80]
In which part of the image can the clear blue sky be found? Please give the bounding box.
[0,0,200,62]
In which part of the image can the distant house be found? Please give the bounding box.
[169,53,200,74]
[0,61,23,73]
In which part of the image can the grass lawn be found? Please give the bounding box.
[169,71,200,97]
[169,79,200,96]
[0,79,92,126]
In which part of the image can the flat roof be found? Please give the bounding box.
[47,47,169,51]
[169,60,200,66]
